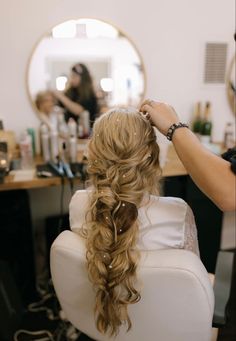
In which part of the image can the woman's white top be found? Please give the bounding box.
[69,190,200,256]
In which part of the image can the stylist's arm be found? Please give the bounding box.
[140,100,236,211]
[53,90,84,116]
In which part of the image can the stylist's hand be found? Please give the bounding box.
[52,90,64,101]
[140,100,180,136]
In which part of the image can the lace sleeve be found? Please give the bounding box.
[184,205,200,257]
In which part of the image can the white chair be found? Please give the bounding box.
[50,230,233,341]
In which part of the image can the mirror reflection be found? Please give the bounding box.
[27,18,145,136]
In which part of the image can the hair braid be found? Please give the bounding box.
[84,107,161,336]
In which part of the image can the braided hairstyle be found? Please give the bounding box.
[84,107,161,336]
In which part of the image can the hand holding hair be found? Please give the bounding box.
[140,100,179,136]
[140,100,236,211]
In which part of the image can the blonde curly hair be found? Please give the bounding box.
[84,107,161,336]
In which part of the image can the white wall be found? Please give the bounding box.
[1,0,235,141]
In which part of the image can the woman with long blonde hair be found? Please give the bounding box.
[69,107,199,336]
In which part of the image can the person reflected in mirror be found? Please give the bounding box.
[140,100,236,212]
[53,63,99,133]
[35,90,65,133]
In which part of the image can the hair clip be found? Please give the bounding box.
[108,264,113,269]
[105,216,109,220]
[122,174,126,178]
[122,203,126,207]
[101,253,111,265]
[119,228,122,233]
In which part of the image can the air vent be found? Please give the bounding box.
[204,43,227,84]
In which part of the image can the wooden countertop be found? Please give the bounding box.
[0,145,187,192]
[0,175,80,191]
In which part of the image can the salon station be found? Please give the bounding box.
[0,1,235,341]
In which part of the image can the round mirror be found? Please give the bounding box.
[27,18,146,122]
[226,54,236,115]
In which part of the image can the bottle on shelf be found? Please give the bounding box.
[68,118,77,137]
[67,118,77,162]
[69,135,77,163]
[224,122,235,149]
[78,124,84,139]
[27,128,36,157]
[58,113,68,154]
[19,131,34,169]
[200,101,212,143]
[40,124,50,162]
[80,110,90,138]
[192,102,202,135]
[50,129,59,162]
[58,113,68,137]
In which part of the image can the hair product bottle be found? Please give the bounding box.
[19,131,34,169]
[27,128,36,157]
[78,124,84,138]
[80,110,90,138]
[40,124,50,162]
[69,135,77,163]
[67,118,77,162]
[50,130,59,162]
[58,113,68,137]
[68,118,77,137]
[224,122,234,149]
[58,113,68,154]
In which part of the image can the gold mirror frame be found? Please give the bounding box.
[26,17,147,117]
[226,54,236,115]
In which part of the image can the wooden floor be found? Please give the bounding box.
[218,250,236,341]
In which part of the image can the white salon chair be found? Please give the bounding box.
[50,230,233,341]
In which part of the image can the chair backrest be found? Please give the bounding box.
[50,230,214,341]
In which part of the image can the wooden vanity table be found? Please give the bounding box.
[0,144,187,191]
[0,150,86,191]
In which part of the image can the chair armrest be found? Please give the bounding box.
[212,251,235,327]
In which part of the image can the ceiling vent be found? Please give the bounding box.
[204,43,227,84]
